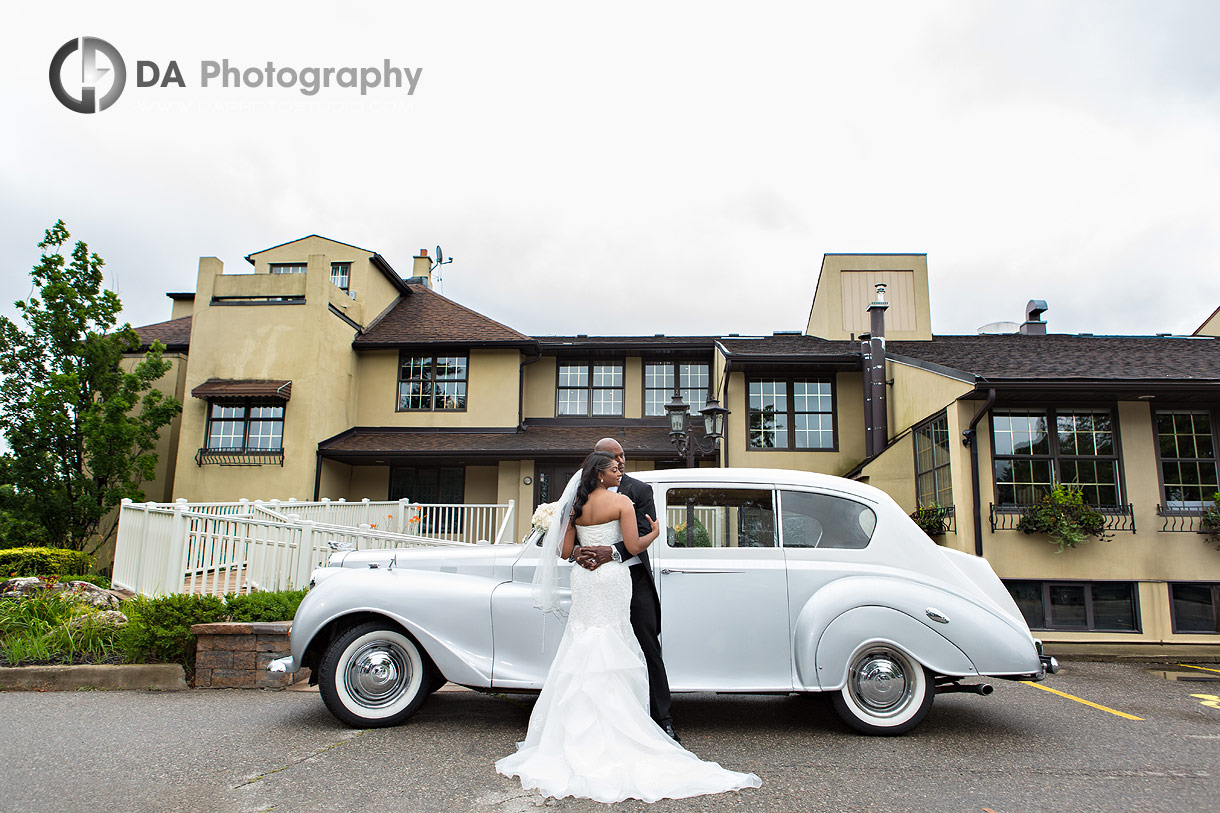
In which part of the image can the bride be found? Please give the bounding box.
[496,451,761,803]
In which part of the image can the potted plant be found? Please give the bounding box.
[1016,484,1112,553]
[911,504,950,538]
[1199,492,1220,551]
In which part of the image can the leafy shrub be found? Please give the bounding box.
[0,547,91,578]
[117,593,226,673]
[223,589,306,622]
[1016,484,1111,553]
[671,517,711,547]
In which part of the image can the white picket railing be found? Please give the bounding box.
[112,497,516,597]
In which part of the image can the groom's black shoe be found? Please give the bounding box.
[661,720,680,743]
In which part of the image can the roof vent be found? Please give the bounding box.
[773,330,801,336]
[977,321,1020,335]
[1020,300,1048,336]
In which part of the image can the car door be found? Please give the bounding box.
[653,482,792,691]
[777,487,881,688]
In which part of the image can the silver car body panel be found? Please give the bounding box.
[283,468,1044,691]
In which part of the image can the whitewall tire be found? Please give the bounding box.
[319,621,434,728]
[830,643,934,735]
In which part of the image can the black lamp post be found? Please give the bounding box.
[665,385,730,468]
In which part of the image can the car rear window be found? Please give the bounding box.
[779,491,876,549]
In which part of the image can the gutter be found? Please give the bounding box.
[962,387,996,557]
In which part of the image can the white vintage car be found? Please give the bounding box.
[270,468,1056,735]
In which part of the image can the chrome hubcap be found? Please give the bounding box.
[345,641,412,709]
[849,650,914,716]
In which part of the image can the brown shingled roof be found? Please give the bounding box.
[134,315,191,351]
[318,423,700,463]
[889,334,1220,381]
[354,284,535,347]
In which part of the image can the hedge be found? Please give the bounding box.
[0,548,92,579]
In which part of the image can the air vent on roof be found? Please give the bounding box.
[1078,333,1093,337]
[654,333,665,337]
[977,321,1019,335]
[773,330,801,336]
[576,334,588,338]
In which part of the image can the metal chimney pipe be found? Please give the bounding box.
[866,284,890,455]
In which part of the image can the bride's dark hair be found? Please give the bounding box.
[571,451,618,520]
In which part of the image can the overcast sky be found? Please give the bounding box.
[3,1,1219,340]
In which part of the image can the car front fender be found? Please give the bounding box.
[289,567,499,687]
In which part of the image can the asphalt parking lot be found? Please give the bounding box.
[1,659,1218,813]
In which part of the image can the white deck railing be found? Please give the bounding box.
[113,497,515,597]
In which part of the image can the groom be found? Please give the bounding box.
[575,437,677,741]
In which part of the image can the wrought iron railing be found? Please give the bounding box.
[989,503,1136,533]
[196,448,285,466]
[909,505,956,535]
[1157,504,1220,534]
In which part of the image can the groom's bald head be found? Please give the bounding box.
[595,438,626,471]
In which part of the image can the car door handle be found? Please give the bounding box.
[660,568,743,574]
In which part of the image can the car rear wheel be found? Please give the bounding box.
[830,644,934,735]
[318,621,434,727]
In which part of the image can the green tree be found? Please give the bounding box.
[0,220,181,553]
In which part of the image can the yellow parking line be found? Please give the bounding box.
[1020,681,1144,720]
[1178,663,1220,675]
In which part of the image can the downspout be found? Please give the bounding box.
[962,387,996,557]
[313,449,323,501]
[518,349,543,431]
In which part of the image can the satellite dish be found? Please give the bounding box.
[435,246,444,265]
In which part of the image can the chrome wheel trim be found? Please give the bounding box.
[345,641,413,709]
[847,647,917,719]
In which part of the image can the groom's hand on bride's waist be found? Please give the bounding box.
[575,546,613,570]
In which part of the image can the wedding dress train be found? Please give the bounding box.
[496,520,761,803]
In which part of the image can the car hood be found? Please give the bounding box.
[316,543,521,586]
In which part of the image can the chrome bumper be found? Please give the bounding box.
[268,655,297,674]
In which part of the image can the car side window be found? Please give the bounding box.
[780,490,876,549]
[665,488,776,548]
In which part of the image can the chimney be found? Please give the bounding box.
[862,283,890,457]
[1020,299,1047,335]
[411,249,433,288]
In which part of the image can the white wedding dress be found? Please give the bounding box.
[496,520,761,803]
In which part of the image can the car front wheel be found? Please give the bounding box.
[318,621,435,727]
[830,644,934,735]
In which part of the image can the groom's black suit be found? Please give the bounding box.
[610,473,673,726]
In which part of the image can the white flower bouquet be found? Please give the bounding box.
[531,501,558,533]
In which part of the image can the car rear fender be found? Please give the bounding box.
[290,568,495,688]
[812,605,975,691]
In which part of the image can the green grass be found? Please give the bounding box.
[0,591,125,666]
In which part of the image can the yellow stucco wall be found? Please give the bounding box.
[887,360,974,437]
[354,348,521,428]
[172,255,359,501]
[806,254,933,342]
[523,356,557,419]
[725,370,866,476]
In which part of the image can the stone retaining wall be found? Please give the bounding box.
[191,621,307,689]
